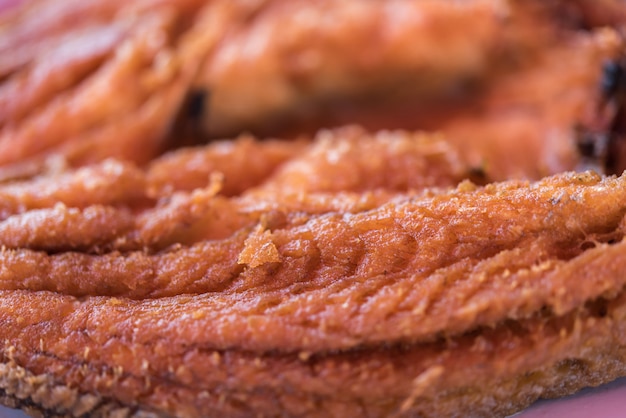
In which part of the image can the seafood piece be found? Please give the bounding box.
[440,29,622,180]
[1,172,626,417]
[0,0,257,172]
[199,0,562,137]
[0,127,467,251]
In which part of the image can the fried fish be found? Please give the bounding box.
[2,170,626,417]
[2,1,626,417]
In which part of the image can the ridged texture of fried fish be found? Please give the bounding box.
[2,170,626,417]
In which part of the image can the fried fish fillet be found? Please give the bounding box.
[0,0,260,174]
[0,128,467,251]
[1,170,626,417]
[439,28,621,181]
[1,0,623,181]
[3,0,626,417]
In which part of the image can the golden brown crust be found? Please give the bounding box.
[3,1,626,417]
[200,0,524,137]
[0,362,130,418]
[2,290,626,417]
[1,170,626,417]
[0,0,264,171]
[1,0,622,179]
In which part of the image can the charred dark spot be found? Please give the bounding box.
[601,60,624,100]
[575,57,626,174]
[574,125,607,159]
[579,240,596,251]
[164,88,211,150]
[186,89,208,120]
[605,117,626,175]
[467,166,488,185]
[586,297,610,319]
[575,128,599,158]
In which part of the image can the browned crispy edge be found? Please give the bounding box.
[0,362,161,418]
[1,346,625,418]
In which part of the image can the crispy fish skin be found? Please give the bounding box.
[197,1,624,182]
[3,1,626,417]
[0,22,130,127]
[0,0,622,182]
[3,289,626,418]
[254,126,468,194]
[194,0,624,160]
[0,204,135,251]
[2,172,626,418]
[0,0,261,171]
[0,159,149,220]
[2,171,626,350]
[147,125,467,198]
[0,8,180,165]
[440,28,622,181]
[1,0,601,174]
[199,0,561,137]
[146,135,309,197]
[0,128,466,252]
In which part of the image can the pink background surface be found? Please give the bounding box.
[0,0,20,14]
[515,377,626,418]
